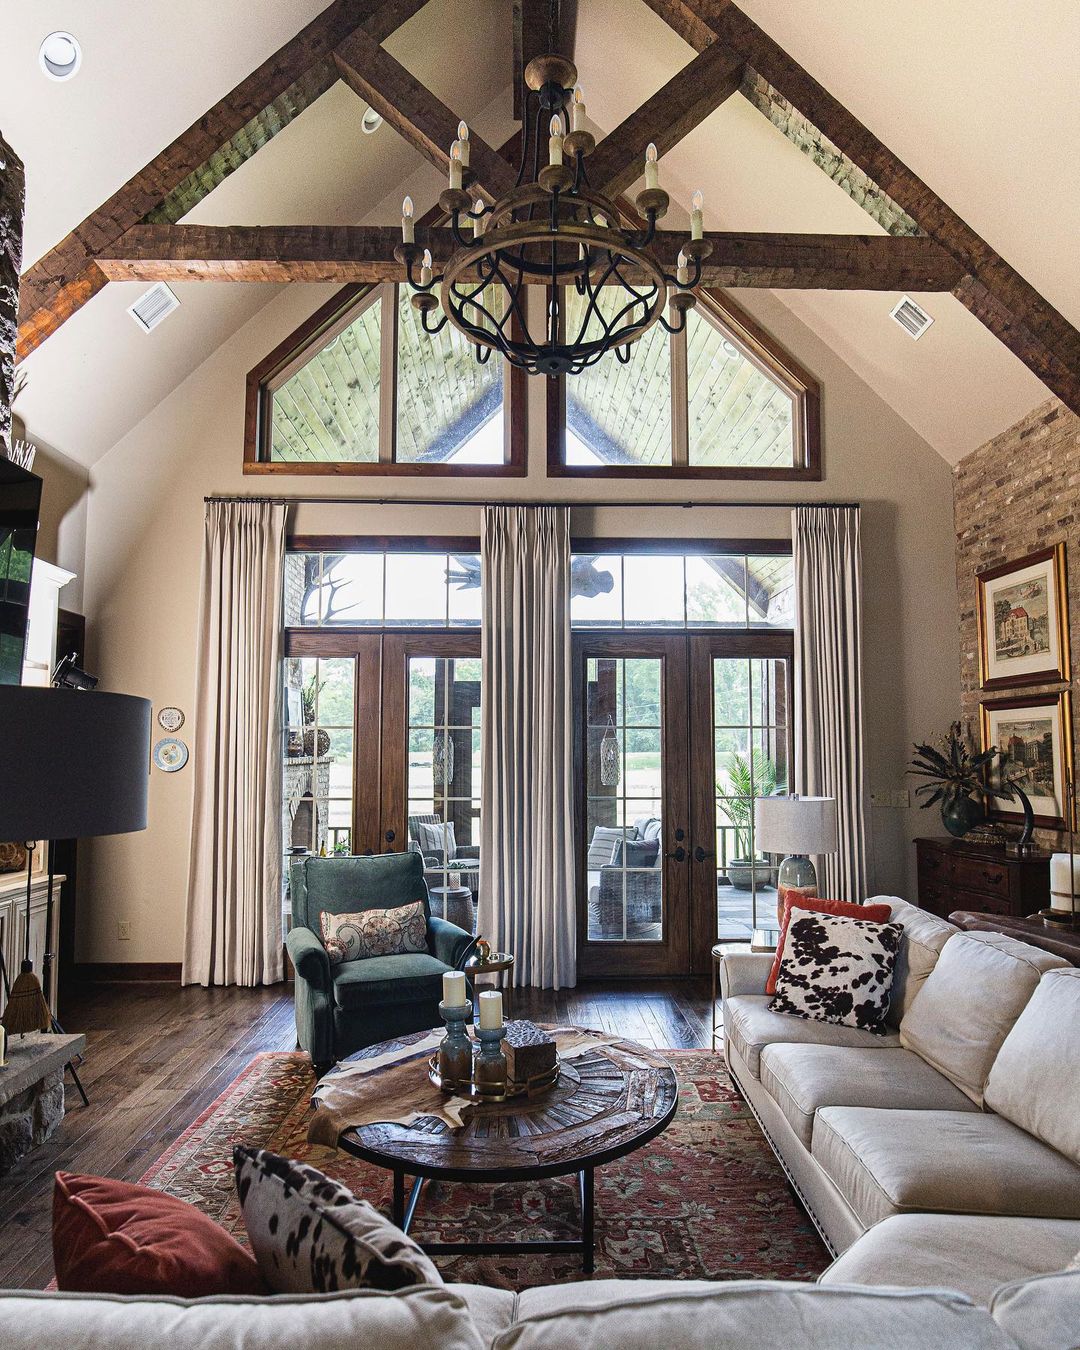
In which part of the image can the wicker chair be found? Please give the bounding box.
[407,812,480,893]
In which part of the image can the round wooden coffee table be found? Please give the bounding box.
[334,1028,677,1272]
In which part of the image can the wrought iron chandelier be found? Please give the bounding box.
[395,54,712,376]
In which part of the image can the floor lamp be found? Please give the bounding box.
[0,686,151,1102]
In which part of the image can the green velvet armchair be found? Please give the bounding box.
[286,852,474,1074]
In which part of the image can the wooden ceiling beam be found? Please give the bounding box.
[590,42,745,200]
[512,0,560,120]
[642,0,1080,413]
[98,224,963,291]
[333,29,517,203]
[15,0,429,360]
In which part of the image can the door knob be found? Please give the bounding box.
[666,846,687,863]
[385,829,396,843]
[674,827,686,841]
[694,846,714,863]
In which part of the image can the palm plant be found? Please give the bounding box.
[717,753,777,859]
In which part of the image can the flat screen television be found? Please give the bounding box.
[0,458,42,685]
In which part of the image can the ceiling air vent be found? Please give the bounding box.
[889,295,934,340]
[128,282,180,333]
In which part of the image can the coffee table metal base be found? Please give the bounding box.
[392,1164,596,1273]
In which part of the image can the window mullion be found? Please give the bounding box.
[671,324,689,467]
[378,284,398,463]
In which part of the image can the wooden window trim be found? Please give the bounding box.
[245,285,527,477]
[547,288,821,481]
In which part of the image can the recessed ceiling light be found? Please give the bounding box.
[361,107,383,134]
[39,31,82,81]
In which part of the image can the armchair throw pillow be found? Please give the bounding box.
[234,1148,441,1294]
[770,911,902,1034]
[586,825,635,870]
[320,901,427,965]
[416,820,456,861]
[766,896,894,994]
[609,838,660,868]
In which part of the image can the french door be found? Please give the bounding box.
[573,631,793,977]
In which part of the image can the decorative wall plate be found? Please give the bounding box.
[153,737,189,773]
[157,706,185,731]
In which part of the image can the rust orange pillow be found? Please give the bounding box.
[53,1172,266,1297]
[765,896,894,995]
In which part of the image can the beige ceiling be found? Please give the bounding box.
[2,0,1075,467]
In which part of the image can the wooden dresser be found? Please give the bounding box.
[915,837,1050,920]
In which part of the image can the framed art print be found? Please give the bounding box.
[979,692,1074,830]
[976,543,1070,691]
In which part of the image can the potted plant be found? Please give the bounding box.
[717,753,777,890]
[907,721,1034,842]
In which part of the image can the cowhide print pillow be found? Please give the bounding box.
[233,1147,441,1294]
[769,911,903,1034]
[319,900,427,964]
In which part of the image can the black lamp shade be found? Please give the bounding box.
[0,687,151,840]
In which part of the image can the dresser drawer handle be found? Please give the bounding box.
[981,869,1005,885]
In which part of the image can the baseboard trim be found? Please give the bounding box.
[73,962,182,983]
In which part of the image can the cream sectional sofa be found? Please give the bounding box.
[719,897,1080,1307]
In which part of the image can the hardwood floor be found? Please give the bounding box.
[0,976,714,1289]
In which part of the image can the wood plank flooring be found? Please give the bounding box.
[0,977,714,1289]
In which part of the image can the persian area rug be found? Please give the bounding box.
[140,1050,829,1290]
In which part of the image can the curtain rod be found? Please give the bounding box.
[204,494,860,510]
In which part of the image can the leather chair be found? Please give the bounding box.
[286,852,474,1074]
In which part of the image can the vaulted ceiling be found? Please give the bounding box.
[2,0,1077,467]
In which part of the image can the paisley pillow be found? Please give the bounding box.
[233,1148,441,1294]
[770,911,902,1034]
[320,901,427,964]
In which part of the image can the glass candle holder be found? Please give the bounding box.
[437,998,473,1092]
[473,1022,507,1101]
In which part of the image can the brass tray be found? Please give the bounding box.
[427,1051,560,1102]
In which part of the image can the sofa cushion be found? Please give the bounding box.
[820,1213,1080,1308]
[333,952,451,1010]
[52,1172,265,1298]
[812,1107,1080,1229]
[634,816,662,844]
[609,837,660,868]
[499,1278,1012,1349]
[771,912,902,1033]
[990,1268,1080,1350]
[234,1148,441,1294]
[985,968,1080,1165]
[899,931,1068,1104]
[445,1284,517,1343]
[0,1288,485,1350]
[725,995,901,1079]
[881,898,956,1027]
[767,898,894,994]
[759,1044,976,1149]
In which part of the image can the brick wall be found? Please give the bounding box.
[954,397,1080,847]
[0,135,25,451]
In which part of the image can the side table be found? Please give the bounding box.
[428,885,474,933]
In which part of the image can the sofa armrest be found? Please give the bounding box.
[428,915,474,968]
[286,925,331,990]
[718,950,774,1000]
[455,845,481,860]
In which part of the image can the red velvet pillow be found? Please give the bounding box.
[53,1172,266,1297]
[765,896,894,995]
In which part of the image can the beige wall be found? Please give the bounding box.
[12,411,90,616]
[76,281,960,965]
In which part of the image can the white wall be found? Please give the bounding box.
[76,279,959,965]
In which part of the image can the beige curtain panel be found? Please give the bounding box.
[479,505,577,989]
[183,500,287,986]
[792,504,869,901]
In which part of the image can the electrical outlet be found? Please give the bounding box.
[117,920,132,941]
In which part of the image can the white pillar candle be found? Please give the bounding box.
[548,115,564,166]
[478,989,503,1029]
[644,141,659,190]
[1050,853,1080,911]
[457,120,470,168]
[442,969,467,1006]
[676,250,690,287]
[449,141,463,189]
[572,86,586,132]
[401,195,414,244]
[690,188,704,240]
[420,248,433,286]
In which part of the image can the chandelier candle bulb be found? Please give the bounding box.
[549,115,564,167]
[420,249,433,286]
[442,970,467,1006]
[572,86,587,132]
[676,250,690,287]
[449,141,463,189]
[478,989,503,1029]
[401,196,414,244]
[644,142,659,190]
[457,121,470,168]
[690,189,704,240]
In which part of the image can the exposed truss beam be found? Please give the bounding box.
[16,0,429,361]
[333,29,517,203]
[512,0,561,120]
[642,0,1080,413]
[591,42,744,200]
[98,224,963,291]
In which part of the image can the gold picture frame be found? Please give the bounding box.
[976,543,1070,691]
[979,691,1075,831]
